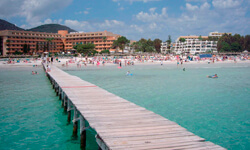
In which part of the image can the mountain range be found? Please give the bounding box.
[0,19,77,33]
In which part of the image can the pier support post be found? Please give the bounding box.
[60,91,64,101]
[67,99,71,123]
[56,85,59,96]
[58,88,61,100]
[52,80,55,89]
[80,115,86,150]
[72,107,78,137]
[68,109,71,123]
[64,96,67,112]
[62,95,65,107]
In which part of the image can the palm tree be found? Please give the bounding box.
[102,36,107,51]
[166,35,172,53]
[113,36,130,54]
[35,42,38,55]
[45,38,55,53]
[112,40,119,53]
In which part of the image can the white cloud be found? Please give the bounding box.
[113,0,161,3]
[64,19,125,33]
[130,24,144,33]
[186,2,210,11]
[200,2,211,10]
[75,8,91,15]
[186,3,198,11]
[0,0,72,26]
[98,20,125,28]
[149,23,157,29]
[212,0,243,8]
[185,0,207,2]
[149,7,157,13]
[132,1,249,40]
[136,7,168,22]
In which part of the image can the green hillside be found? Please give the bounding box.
[27,24,77,33]
[0,19,24,31]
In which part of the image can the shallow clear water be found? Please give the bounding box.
[0,66,98,150]
[64,62,250,150]
[1,63,249,150]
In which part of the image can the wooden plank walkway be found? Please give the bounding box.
[44,64,226,150]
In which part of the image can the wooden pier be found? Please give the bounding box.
[44,64,225,150]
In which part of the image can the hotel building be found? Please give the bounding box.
[161,32,231,54]
[0,30,120,56]
[170,35,218,55]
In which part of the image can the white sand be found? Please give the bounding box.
[1,57,249,68]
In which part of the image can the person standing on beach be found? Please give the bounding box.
[46,65,51,72]
[47,57,49,64]
[66,61,68,67]
[51,57,53,64]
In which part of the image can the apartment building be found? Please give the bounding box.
[160,32,232,54]
[160,42,169,54]
[0,30,120,56]
[0,30,63,56]
[64,30,120,52]
[171,38,218,55]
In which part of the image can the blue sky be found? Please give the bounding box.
[0,0,249,41]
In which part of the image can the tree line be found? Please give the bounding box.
[217,34,250,52]
[131,38,162,53]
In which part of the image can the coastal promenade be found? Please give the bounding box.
[44,64,226,150]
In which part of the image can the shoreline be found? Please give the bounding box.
[1,57,250,68]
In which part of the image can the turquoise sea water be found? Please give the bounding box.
[0,66,97,150]
[64,62,250,150]
[0,62,249,150]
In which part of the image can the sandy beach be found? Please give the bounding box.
[1,57,250,68]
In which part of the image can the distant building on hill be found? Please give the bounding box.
[209,31,231,38]
[171,35,217,55]
[124,40,137,54]
[160,42,169,54]
[0,30,120,56]
[161,32,232,55]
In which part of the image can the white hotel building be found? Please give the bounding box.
[161,32,231,55]
[171,36,217,55]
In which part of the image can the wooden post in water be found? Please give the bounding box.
[64,96,67,112]
[52,80,55,89]
[55,84,59,96]
[80,115,86,150]
[72,107,78,137]
[58,88,61,100]
[60,90,64,101]
[62,95,65,107]
[67,99,71,123]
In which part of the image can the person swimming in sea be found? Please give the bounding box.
[207,74,218,78]
[126,71,133,76]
